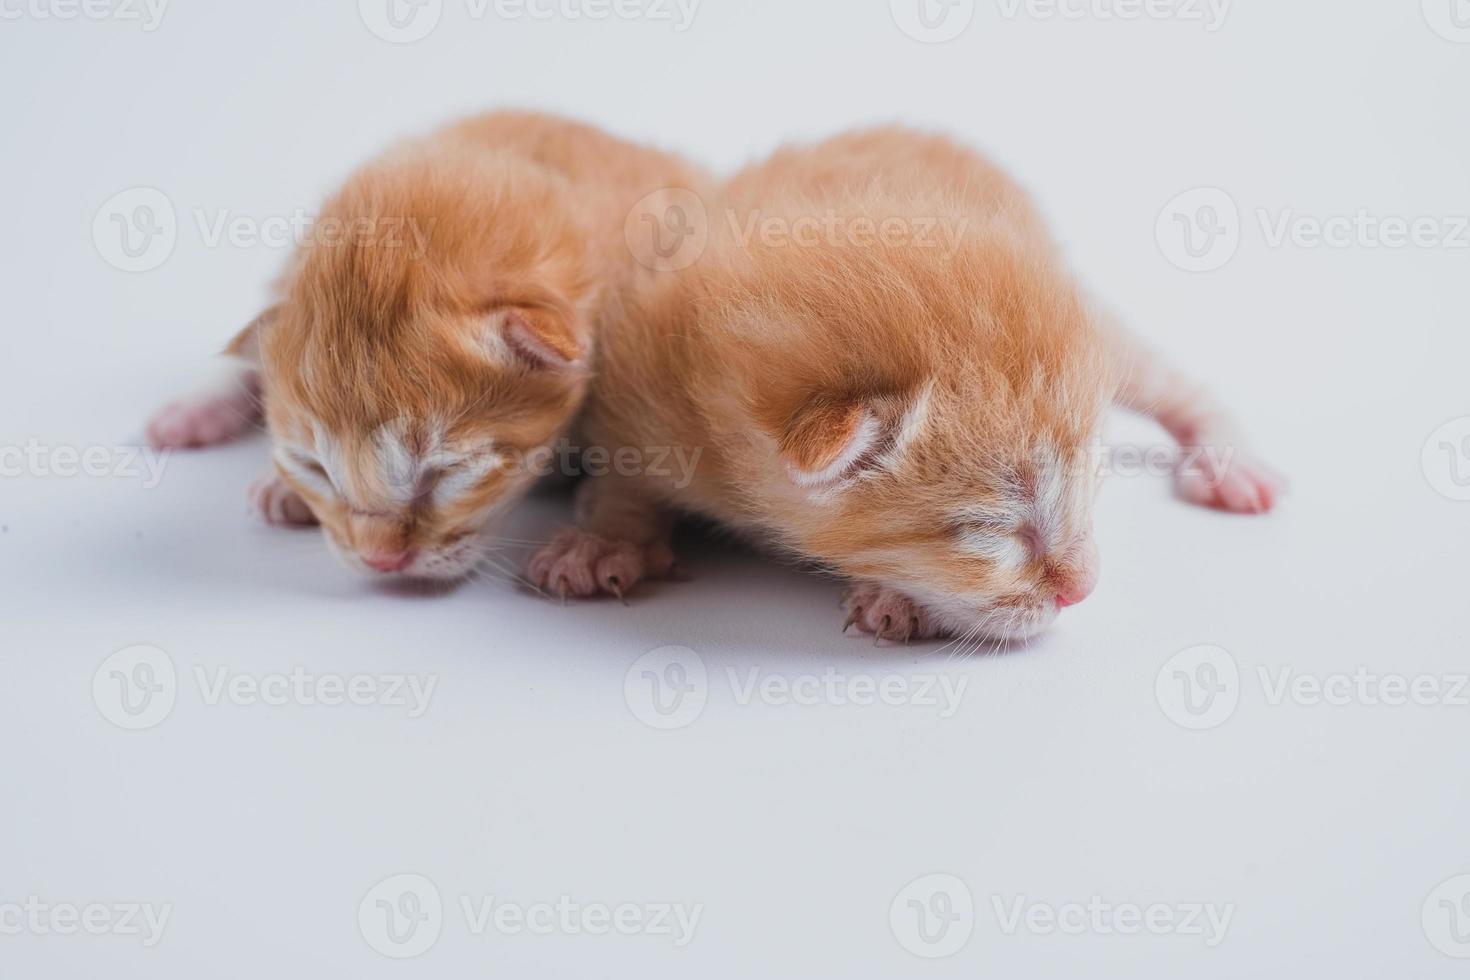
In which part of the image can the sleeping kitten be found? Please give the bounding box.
[530,127,1280,640]
[147,111,707,580]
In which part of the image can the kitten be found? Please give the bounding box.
[147,111,707,580]
[530,127,1280,640]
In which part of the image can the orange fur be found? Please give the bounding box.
[542,127,1117,639]
[248,111,708,578]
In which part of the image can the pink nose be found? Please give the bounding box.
[1052,537,1100,610]
[1055,577,1095,609]
[362,550,414,573]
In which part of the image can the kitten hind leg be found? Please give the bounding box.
[146,307,275,451]
[529,475,677,602]
[147,358,262,450]
[1105,322,1282,514]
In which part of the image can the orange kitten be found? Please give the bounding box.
[147,111,707,580]
[531,127,1280,640]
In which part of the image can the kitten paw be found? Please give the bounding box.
[249,475,317,527]
[529,528,677,601]
[842,584,943,643]
[147,395,258,450]
[1175,448,1283,515]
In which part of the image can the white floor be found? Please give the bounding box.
[3,2,1469,977]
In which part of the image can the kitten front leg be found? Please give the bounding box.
[841,582,944,643]
[529,474,677,602]
[249,471,318,527]
[1104,321,1282,514]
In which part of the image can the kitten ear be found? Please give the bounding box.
[222,304,280,368]
[777,397,883,488]
[486,306,586,370]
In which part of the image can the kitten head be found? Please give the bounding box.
[259,144,594,581]
[719,214,1115,641]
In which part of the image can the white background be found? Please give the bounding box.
[3,0,1469,976]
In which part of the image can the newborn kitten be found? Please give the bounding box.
[530,127,1280,641]
[146,111,706,580]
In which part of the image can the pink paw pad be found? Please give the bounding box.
[842,584,943,643]
[147,396,257,450]
[249,475,318,527]
[1176,450,1283,515]
[529,528,676,601]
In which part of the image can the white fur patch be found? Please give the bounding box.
[887,380,935,462]
[279,419,501,514]
[373,424,421,505]
[427,451,503,508]
[948,505,1027,567]
[275,447,337,500]
[946,443,1090,564]
[476,324,516,366]
[1031,444,1090,554]
[370,419,503,509]
[1033,452,1066,550]
[956,531,1029,567]
[275,425,349,500]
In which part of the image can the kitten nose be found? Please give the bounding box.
[1055,576,1096,609]
[362,549,414,573]
[1053,537,1100,610]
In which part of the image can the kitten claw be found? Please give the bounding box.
[529,527,679,602]
[841,585,944,642]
